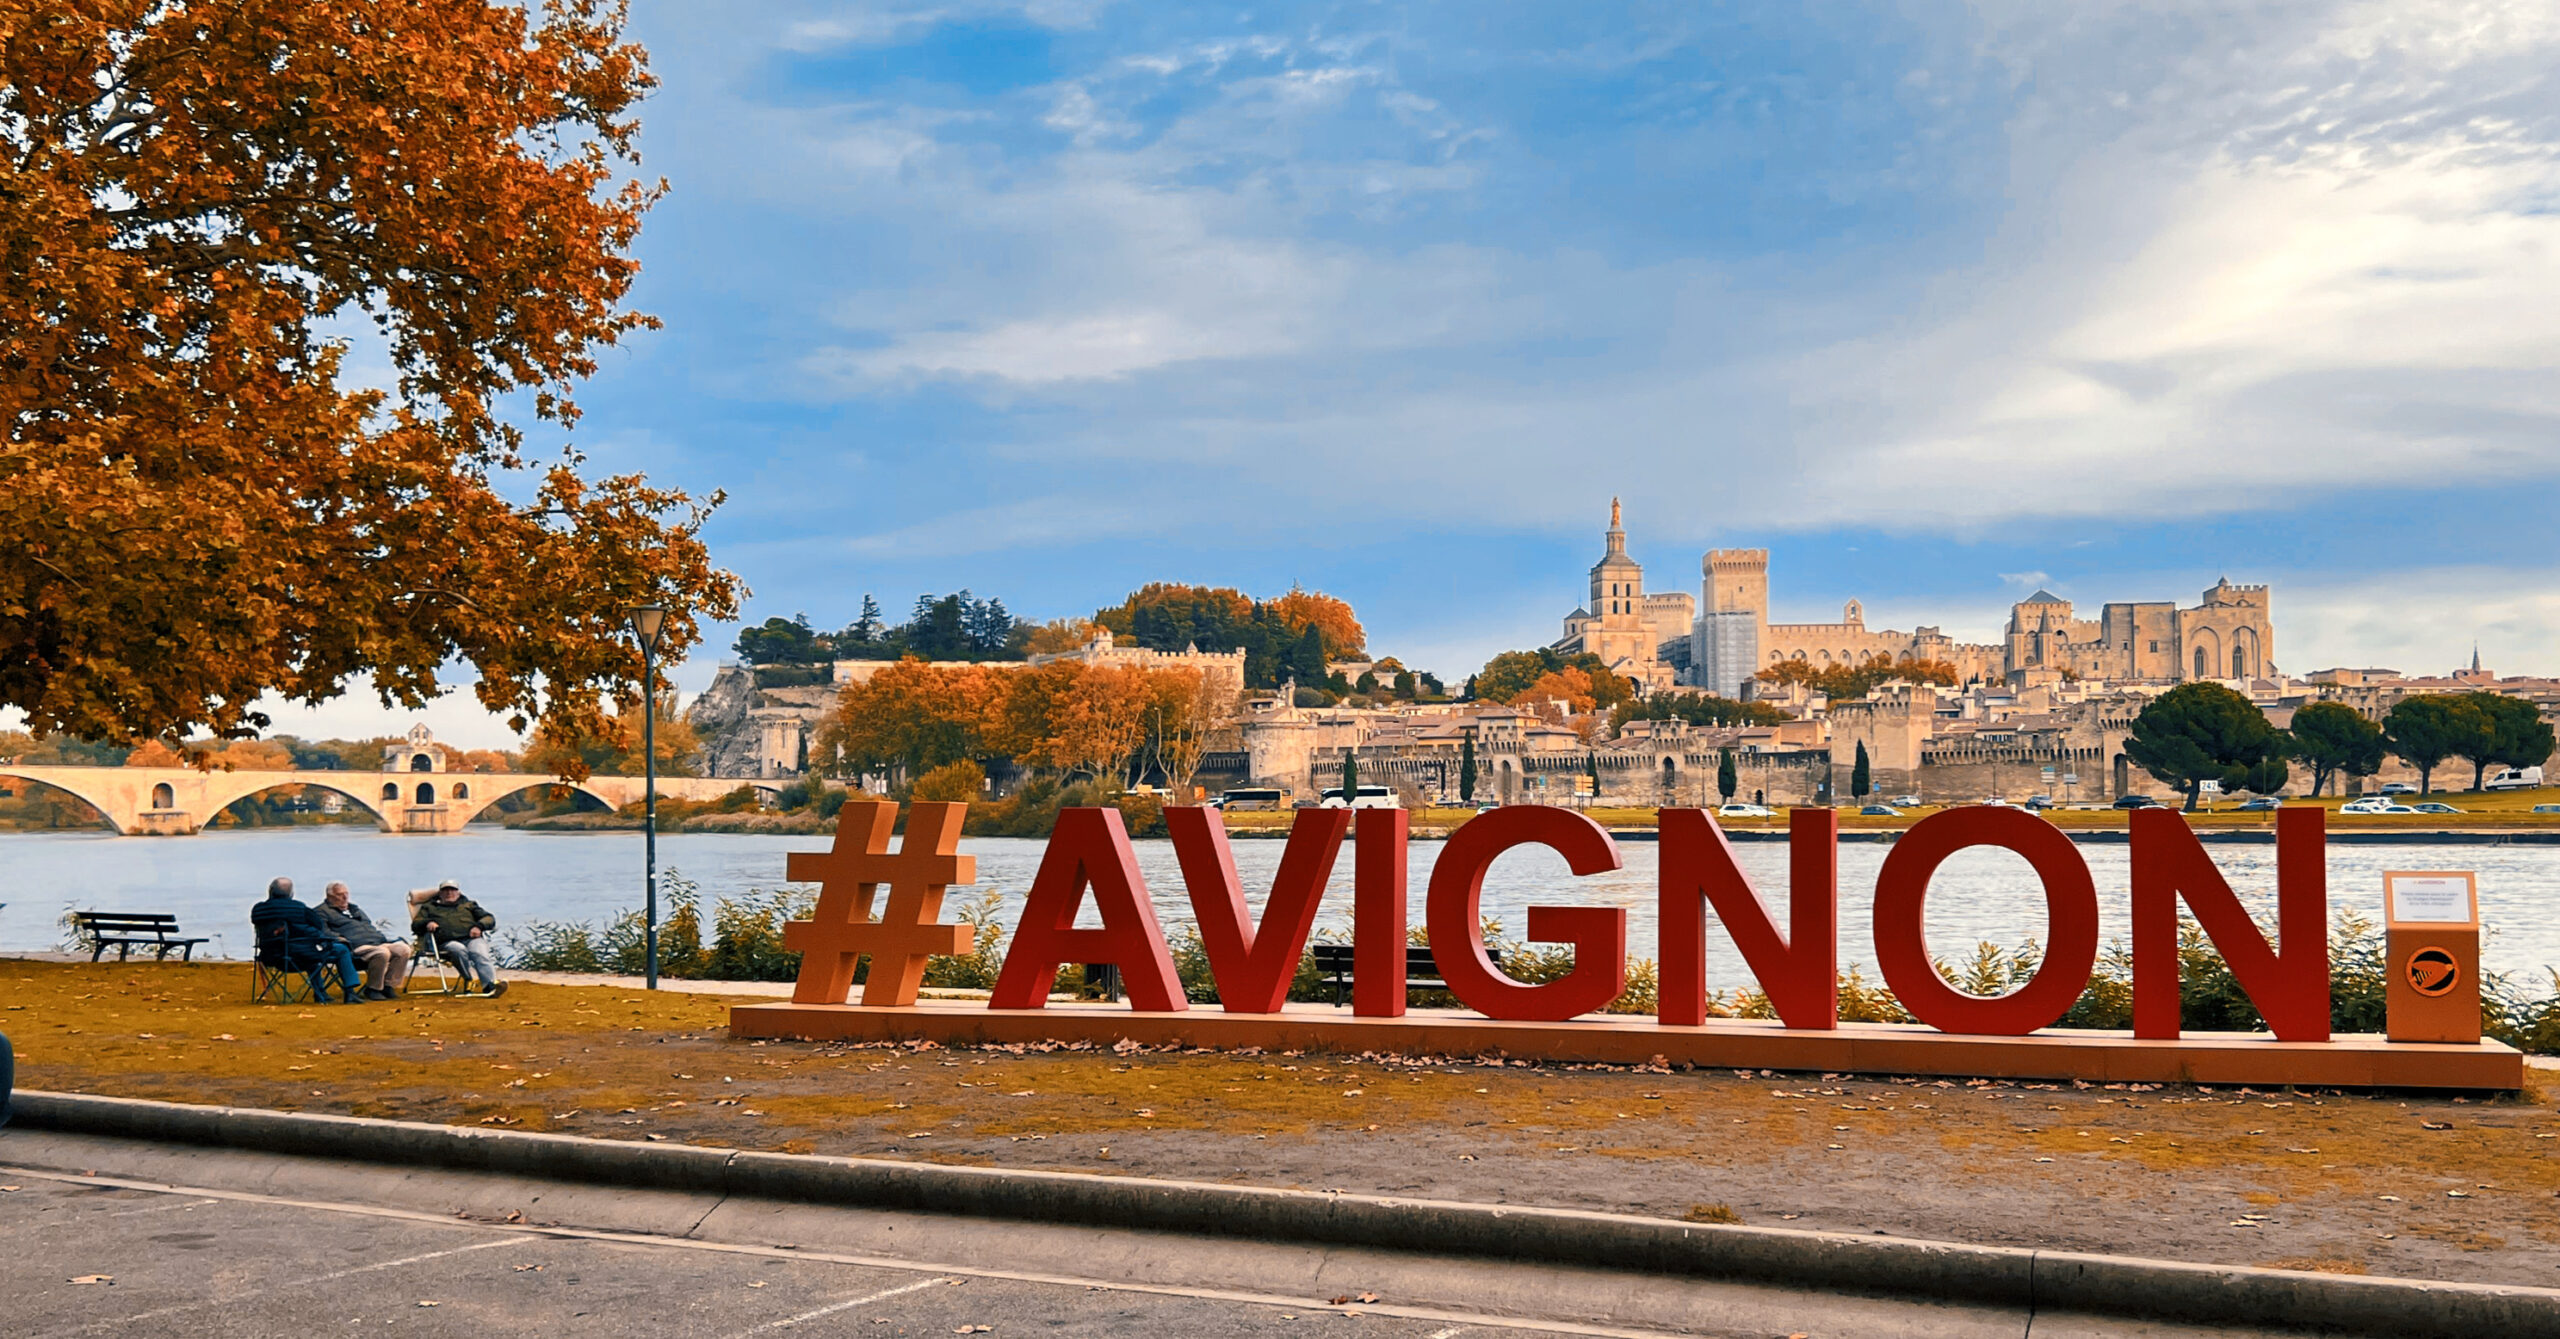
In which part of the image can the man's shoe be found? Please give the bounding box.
[486,981,510,998]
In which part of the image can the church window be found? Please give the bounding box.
[2233,646,2247,677]
[415,782,436,805]
[2195,648,2209,679]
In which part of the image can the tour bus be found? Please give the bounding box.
[1212,787,1287,811]
[1319,785,1400,809]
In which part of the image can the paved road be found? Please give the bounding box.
[0,1131,2286,1338]
[0,1170,1531,1339]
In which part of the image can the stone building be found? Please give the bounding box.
[1552,499,1695,689]
[1026,627,1248,694]
[1683,546,2275,696]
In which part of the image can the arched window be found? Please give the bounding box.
[452,782,470,800]
[415,782,435,805]
[382,782,399,802]
[2195,648,2209,679]
[410,752,433,772]
[2233,646,2247,677]
[150,782,174,809]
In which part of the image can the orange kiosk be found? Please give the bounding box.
[2383,870,2481,1044]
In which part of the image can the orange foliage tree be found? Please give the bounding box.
[1270,587,1366,658]
[0,0,739,759]
[1757,654,1959,700]
[816,661,1003,780]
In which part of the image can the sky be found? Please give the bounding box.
[255,0,2560,748]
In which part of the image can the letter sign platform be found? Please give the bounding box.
[2383,871,2481,1046]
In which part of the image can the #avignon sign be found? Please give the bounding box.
[727,803,2522,1091]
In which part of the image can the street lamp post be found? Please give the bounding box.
[629,604,667,990]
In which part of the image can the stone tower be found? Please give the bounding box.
[1581,498,1653,670]
[1691,548,1770,696]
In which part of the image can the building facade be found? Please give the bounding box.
[1682,545,2276,696]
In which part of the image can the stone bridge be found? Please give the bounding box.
[0,765,772,836]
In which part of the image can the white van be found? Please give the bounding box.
[2485,766,2545,791]
[1320,785,1400,809]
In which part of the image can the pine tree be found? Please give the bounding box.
[1851,741,1871,799]
[850,594,885,646]
[1458,734,1478,803]
[1717,747,1738,803]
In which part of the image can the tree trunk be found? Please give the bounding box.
[2183,781,2200,813]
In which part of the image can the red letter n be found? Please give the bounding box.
[1658,807,1836,1030]
[1165,805,1348,1013]
[2132,806,2329,1041]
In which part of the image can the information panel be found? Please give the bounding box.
[2384,870,2478,927]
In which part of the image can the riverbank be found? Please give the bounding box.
[4,959,2553,1288]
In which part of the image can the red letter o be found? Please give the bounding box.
[1873,809,2099,1035]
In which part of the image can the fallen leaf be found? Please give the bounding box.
[2421,1120,2453,1131]
[747,1281,765,1288]
[69,1275,113,1285]
[512,1263,542,1272]
[953,1327,993,1334]
[416,1300,439,1308]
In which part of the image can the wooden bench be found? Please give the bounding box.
[1309,943,1498,1005]
[69,912,208,963]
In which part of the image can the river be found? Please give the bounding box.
[3,827,2556,982]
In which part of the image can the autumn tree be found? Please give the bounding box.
[525,692,701,779]
[816,661,997,781]
[1757,654,1957,701]
[0,1,739,759]
[1140,666,1235,801]
[1270,587,1366,659]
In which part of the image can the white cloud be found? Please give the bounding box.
[2280,564,2560,674]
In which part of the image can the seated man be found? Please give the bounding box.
[251,877,362,1004]
[316,882,414,1001]
[412,880,506,997]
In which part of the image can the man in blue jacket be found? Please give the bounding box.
[251,877,363,1004]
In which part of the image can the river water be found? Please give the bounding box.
[3,828,2556,982]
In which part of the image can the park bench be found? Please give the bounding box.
[68,911,208,963]
[1309,943,1499,1006]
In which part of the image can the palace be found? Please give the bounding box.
[1553,504,2278,695]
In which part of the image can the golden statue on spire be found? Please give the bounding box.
[1610,496,1622,529]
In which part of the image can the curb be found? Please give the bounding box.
[9,1090,2560,1335]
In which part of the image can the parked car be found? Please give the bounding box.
[2380,782,2421,795]
[2023,795,2055,810]
[2342,797,2419,815]
[2235,796,2282,811]
[2111,795,2156,809]
[2484,766,2545,791]
[2533,804,2560,814]
[1978,797,2015,808]
[1858,804,1902,817]
[1717,803,1775,818]
[1889,795,1922,807]
[2410,802,2464,815]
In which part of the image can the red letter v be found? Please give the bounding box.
[1166,806,1350,1013]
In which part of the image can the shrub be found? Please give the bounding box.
[912,760,986,805]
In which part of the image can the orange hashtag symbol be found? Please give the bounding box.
[782,800,976,1007]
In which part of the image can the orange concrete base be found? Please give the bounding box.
[729,1001,2524,1091]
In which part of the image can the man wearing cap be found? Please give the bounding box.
[411,880,506,997]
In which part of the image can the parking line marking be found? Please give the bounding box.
[0,1165,1680,1338]
[29,1238,515,1338]
[723,1276,953,1336]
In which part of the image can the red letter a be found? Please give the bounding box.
[1658,807,1837,1029]
[989,807,1187,1012]
[1166,806,1348,1013]
[2131,807,2328,1041]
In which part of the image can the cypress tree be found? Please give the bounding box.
[1717,747,1738,802]
[1342,752,1358,805]
[1851,741,1871,799]
[1458,734,1477,803]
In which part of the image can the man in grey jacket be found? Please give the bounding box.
[317,882,414,1000]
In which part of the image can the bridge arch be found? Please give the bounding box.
[197,773,395,828]
[0,768,131,833]
[440,777,621,829]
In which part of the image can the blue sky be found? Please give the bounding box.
[287,1,2560,745]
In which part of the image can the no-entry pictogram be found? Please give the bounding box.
[2407,946,2461,998]
[782,800,975,1007]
